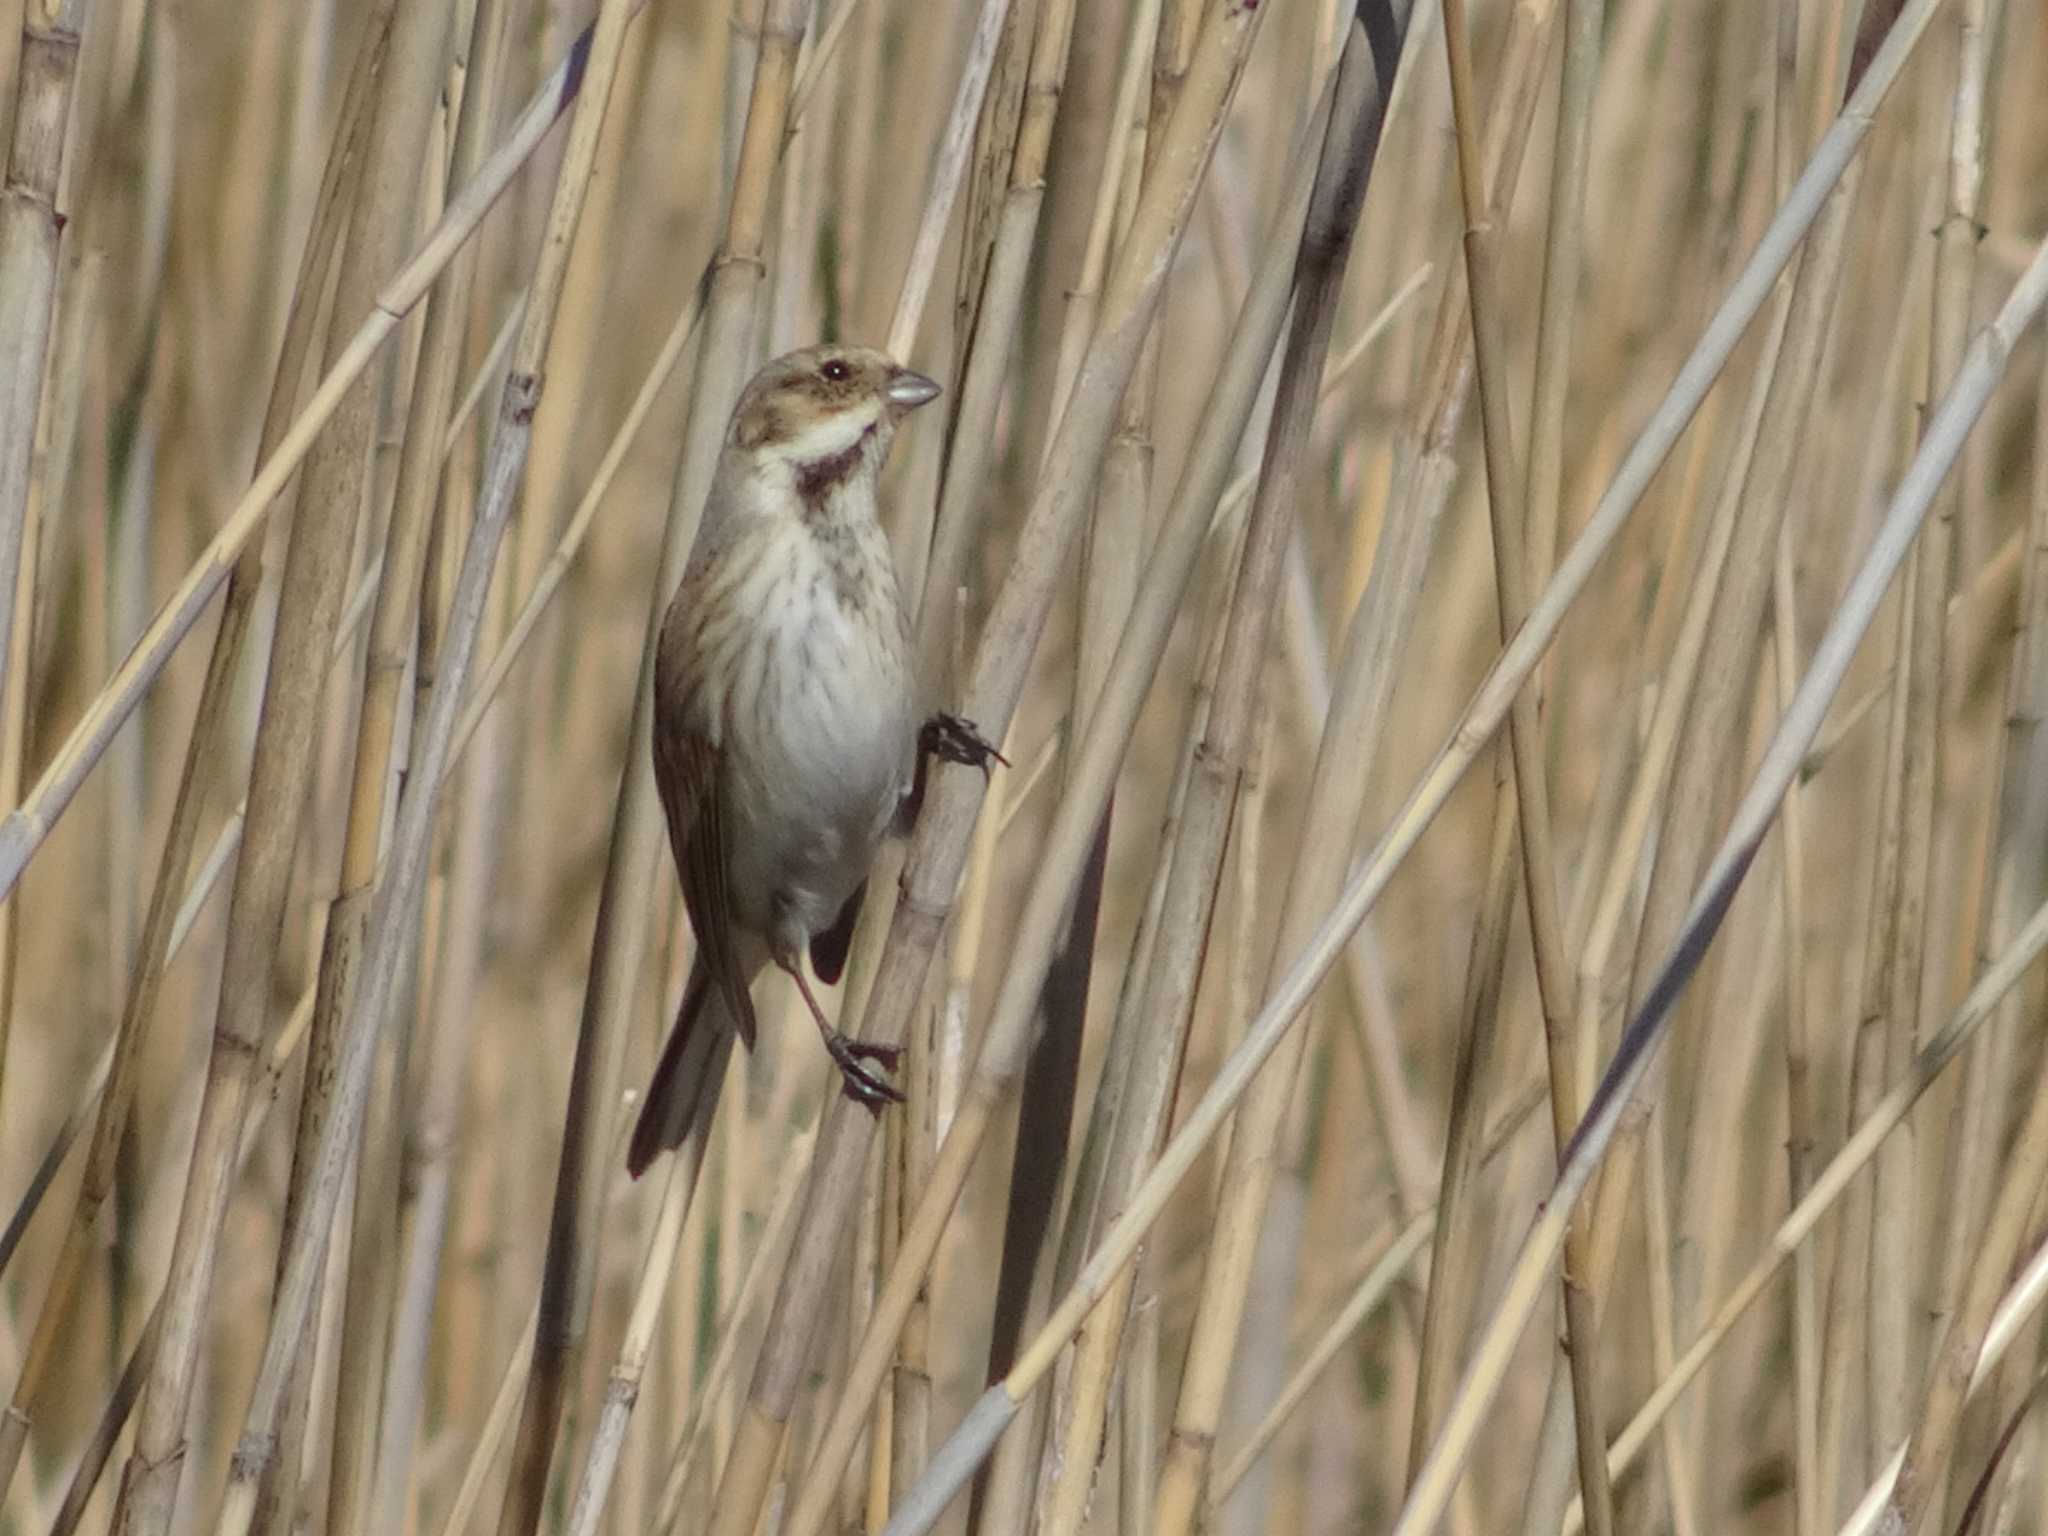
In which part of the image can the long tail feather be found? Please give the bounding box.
[627,962,730,1179]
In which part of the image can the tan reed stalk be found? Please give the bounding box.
[1911,0,2000,1449]
[884,3,1957,1521]
[1863,0,1992,1462]
[281,4,516,1527]
[0,1,394,1495]
[703,5,1276,1533]
[0,0,90,787]
[1044,26,1391,1535]
[43,936,324,1536]
[207,5,644,1531]
[772,53,1341,1536]
[1883,255,2048,1536]
[1183,2,1558,1525]
[1210,1077,1551,1509]
[1532,8,1902,1523]
[556,1065,729,1536]
[483,1,809,1526]
[1006,2,1182,1526]
[103,2,448,1527]
[0,11,631,905]
[1408,0,1603,1519]
[1554,886,2048,1536]
[915,0,1082,691]
[1843,1231,2048,1536]
[1396,215,2048,1536]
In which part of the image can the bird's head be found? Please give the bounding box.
[728,345,941,502]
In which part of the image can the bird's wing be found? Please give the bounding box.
[652,645,759,1050]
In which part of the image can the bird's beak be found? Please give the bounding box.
[886,368,942,411]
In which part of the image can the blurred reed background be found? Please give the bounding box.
[0,0,2046,1533]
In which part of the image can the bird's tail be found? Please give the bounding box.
[627,961,735,1179]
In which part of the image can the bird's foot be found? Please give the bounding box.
[920,713,1007,781]
[825,1031,906,1111]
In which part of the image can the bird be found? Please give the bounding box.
[628,343,999,1179]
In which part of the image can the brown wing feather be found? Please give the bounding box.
[652,706,759,1050]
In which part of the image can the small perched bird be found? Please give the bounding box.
[629,344,997,1179]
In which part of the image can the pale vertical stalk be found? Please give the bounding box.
[486,2,802,1529]
[106,2,446,1526]
[1409,0,1596,1515]
[1397,219,2048,1536]
[1555,11,1899,1522]
[914,0,1080,689]
[556,1057,730,1536]
[707,6,1275,1534]
[210,3,645,1530]
[279,2,517,1524]
[1555,894,2048,1536]
[1918,0,2001,1435]
[45,959,322,1536]
[0,0,91,782]
[1866,0,1988,1460]
[1045,32,1390,1534]
[0,15,635,903]
[884,0,1959,1521]
[1208,1082,1549,1512]
[0,5,392,1500]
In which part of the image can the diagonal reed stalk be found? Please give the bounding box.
[701,6,1276,1534]
[1396,219,2048,1536]
[877,2,1963,1524]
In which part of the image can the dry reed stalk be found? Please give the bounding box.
[1145,18,1440,1528]
[1862,0,1994,1468]
[105,3,448,1527]
[41,935,324,1535]
[1408,0,1603,1517]
[208,5,643,1531]
[1554,884,2048,1536]
[0,0,89,790]
[485,1,809,1526]
[274,3,515,1526]
[884,0,1942,1514]
[915,0,1082,692]
[1047,24,1394,1535]
[1883,220,2048,1536]
[1210,1077,1550,1509]
[703,6,1275,1533]
[1843,1229,2048,1536]
[0,11,628,905]
[1525,4,1910,1521]
[775,48,1342,1536]
[1396,207,2048,1536]
[0,4,394,1498]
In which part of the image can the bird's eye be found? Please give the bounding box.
[821,359,851,383]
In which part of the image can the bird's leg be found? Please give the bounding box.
[904,713,1007,826]
[777,956,904,1110]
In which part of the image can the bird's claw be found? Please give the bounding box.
[920,713,1007,781]
[826,1032,906,1111]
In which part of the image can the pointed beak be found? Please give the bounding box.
[886,368,942,411]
